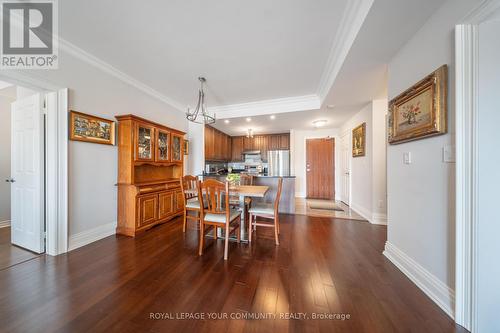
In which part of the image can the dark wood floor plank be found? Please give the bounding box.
[0,215,467,333]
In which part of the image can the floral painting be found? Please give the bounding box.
[70,111,115,145]
[388,65,447,144]
[396,89,432,133]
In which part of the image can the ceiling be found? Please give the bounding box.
[210,105,362,136]
[60,0,348,106]
[59,0,446,133]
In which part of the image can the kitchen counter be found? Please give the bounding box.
[198,174,295,214]
[199,173,295,178]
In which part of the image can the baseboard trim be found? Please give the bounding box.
[350,203,387,225]
[350,202,371,222]
[0,220,11,228]
[371,213,387,225]
[68,222,117,251]
[383,242,455,319]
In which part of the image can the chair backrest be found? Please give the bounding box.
[239,174,253,185]
[198,179,230,221]
[181,175,198,205]
[274,177,283,214]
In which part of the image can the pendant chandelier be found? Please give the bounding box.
[186,77,216,124]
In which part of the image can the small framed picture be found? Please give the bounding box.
[183,139,189,155]
[69,111,116,145]
[352,123,366,157]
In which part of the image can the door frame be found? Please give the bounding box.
[305,137,335,200]
[339,130,352,206]
[455,0,500,330]
[1,72,69,256]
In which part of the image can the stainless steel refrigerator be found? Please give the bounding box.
[267,150,290,176]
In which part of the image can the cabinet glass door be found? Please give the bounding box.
[172,134,182,162]
[136,125,154,160]
[156,130,170,162]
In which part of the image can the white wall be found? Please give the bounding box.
[385,0,482,316]
[0,86,16,224]
[187,122,205,176]
[290,128,341,199]
[5,50,188,237]
[340,99,387,224]
[476,16,500,333]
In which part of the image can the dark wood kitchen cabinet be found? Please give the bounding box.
[205,125,232,161]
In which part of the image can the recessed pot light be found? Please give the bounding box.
[246,117,252,122]
[327,104,335,109]
[224,119,230,124]
[313,120,327,128]
[270,115,276,120]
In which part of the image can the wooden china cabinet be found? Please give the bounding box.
[115,114,185,237]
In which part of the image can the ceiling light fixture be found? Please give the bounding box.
[246,128,254,138]
[224,119,230,124]
[186,77,216,124]
[270,115,276,120]
[313,119,327,128]
[246,117,252,122]
[327,104,335,109]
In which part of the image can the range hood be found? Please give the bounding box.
[242,150,261,154]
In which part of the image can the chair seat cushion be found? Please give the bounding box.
[204,209,241,223]
[249,203,275,216]
[185,199,202,209]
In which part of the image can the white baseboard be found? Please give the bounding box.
[350,202,372,222]
[383,242,455,319]
[0,220,11,228]
[371,213,387,225]
[350,203,387,225]
[68,221,117,251]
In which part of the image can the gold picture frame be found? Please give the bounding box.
[69,111,116,145]
[388,65,447,144]
[352,123,366,157]
[183,139,189,155]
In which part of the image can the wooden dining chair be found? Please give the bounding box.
[198,179,241,260]
[180,175,202,232]
[248,177,283,245]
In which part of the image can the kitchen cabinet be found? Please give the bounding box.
[205,125,232,161]
[231,136,244,161]
[205,129,290,162]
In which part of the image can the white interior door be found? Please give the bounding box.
[10,93,45,253]
[340,132,351,205]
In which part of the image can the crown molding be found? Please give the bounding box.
[316,0,374,103]
[208,94,320,119]
[461,0,500,23]
[58,38,185,112]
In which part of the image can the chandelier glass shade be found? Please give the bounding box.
[186,77,216,124]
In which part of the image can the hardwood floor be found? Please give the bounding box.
[0,227,39,271]
[0,215,466,333]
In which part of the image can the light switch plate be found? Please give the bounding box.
[443,144,455,163]
[403,152,411,164]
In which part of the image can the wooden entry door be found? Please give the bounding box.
[306,138,335,199]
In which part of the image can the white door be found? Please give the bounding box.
[340,132,351,205]
[10,94,45,253]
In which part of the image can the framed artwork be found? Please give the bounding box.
[183,139,189,155]
[69,111,116,145]
[352,123,366,157]
[388,65,447,144]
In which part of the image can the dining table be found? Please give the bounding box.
[185,184,269,242]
